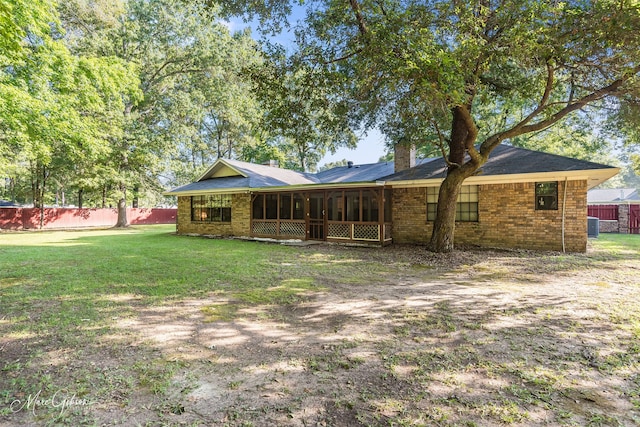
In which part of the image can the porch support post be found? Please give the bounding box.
[379,187,385,245]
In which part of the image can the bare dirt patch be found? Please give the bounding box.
[2,242,640,426]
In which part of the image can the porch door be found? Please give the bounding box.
[308,192,325,240]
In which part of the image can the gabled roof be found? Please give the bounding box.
[165,144,619,196]
[588,188,639,203]
[165,158,319,195]
[382,145,618,189]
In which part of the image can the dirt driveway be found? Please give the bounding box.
[110,244,640,426]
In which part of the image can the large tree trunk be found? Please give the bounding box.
[428,170,465,252]
[114,197,128,228]
[428,106,479,252]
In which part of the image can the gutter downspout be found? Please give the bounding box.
[562,177,568,253]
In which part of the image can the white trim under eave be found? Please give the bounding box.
[163,187,252,197]
[163,181,388,197]
[387,168,620,191]
[249,181,388,193]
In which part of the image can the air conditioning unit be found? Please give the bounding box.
[587,216,599,238]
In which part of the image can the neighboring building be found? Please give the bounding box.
[588,188,640,234]
[588,188,638,204]
[165,144,619,252]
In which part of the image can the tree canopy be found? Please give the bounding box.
[2,0,640,242]
[229,0,640,251]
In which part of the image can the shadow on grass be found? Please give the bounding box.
[1,228,639,425]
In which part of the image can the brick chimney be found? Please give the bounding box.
[394,143,416,173]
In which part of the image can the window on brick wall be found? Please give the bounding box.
[191,195,232,222]
[535,182,558,210]
[426,185,478,222]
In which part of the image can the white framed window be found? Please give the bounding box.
[191,195,232,222]
[427,185,478,222]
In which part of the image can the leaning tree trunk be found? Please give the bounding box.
[428,170,465,253]
[427,106,480,252]
[114,198,128,228]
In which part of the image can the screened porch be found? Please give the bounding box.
[250,188,393,245]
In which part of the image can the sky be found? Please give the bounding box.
[224,10,387,167]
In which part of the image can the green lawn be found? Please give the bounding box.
[1,226,639,426]
[0,225,387,326]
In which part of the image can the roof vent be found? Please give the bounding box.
[347,161,354,168]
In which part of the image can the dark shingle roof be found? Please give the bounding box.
[316,159,434,183]
[382,144,617,181]
[165,145,618,195]
[223,159,320,186]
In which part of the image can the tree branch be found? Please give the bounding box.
[481,67,640,155]
[349,0,368,37]
[516,61,555,129]
[432,119,460,168]
[322,47,364,65]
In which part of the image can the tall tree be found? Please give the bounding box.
[228,0,640,251]
[60,0,262,225]
[1,0,139,224]
[251,51,358,172]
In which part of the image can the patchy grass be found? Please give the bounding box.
[0,228,639,426]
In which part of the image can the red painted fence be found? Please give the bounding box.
[631,205,640,234]
[0,207,176,230]
[587,204,619,221]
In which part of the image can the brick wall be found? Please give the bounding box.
[394,143,416,173]
[393,180,588,252]
[598,220,619,233]
[177,193,251,236]
[618,205,630,234]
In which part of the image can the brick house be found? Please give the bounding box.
[165,144,618,252]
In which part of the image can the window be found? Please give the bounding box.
[427,185,478,222]
[191,195,232,222]
[535,182,558,210]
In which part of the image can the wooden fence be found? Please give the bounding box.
[587,204,640,234]
[587,205,618,221]
[0,207,176,230]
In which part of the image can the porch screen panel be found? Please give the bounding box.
[327,192,343,221]
[293,194,305,220]
[252,195,264,219]
[280,194,292,219]
[265,194,278,219]
[384,189,392,222]
[345,191,360,221]
[362,190,379,222]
